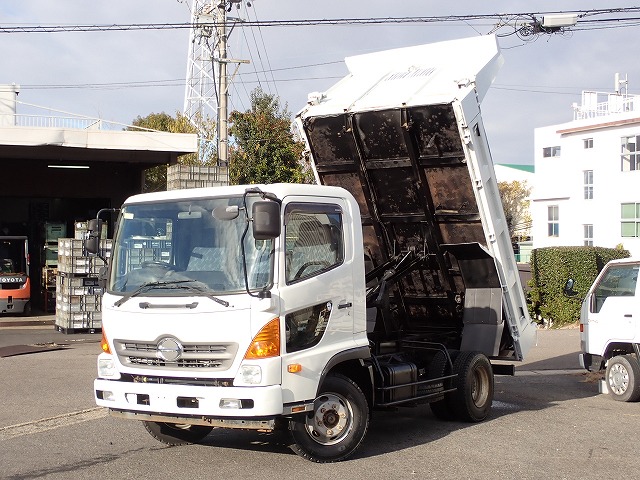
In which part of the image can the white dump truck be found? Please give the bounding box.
[574,258,640,402]
[92,35,535,462]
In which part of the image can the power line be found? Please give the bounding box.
[4,8,640,33]
[18,76,633,96]
[248,1,279,97]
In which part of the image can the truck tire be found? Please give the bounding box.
[289,373,369,463]
[428,350,456,420]
[450,351,494,422]
[142,421,213,446]
[605,355,640,402]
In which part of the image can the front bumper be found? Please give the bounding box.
[94,378,285,418]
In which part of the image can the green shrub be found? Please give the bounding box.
[528,246,630,328]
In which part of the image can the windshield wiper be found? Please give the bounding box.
[167,282,230,307]
[114,280,229,308]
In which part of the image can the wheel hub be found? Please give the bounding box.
[306,393,352,445]
[609,363,629,394]
[471,366,490,407]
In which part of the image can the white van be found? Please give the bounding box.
[576,258,640,402]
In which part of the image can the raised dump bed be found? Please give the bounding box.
[296,35,534,360]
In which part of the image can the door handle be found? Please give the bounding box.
[624,314,633,318]
[338,302,352,309]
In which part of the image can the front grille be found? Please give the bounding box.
[114,339,238,371]
[128,357,223,368]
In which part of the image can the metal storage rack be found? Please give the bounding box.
[54,224,111,333]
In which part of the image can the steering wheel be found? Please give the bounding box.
[141,261,178,271]
[294,261,331,280]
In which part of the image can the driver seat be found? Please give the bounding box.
[287,220,336,282]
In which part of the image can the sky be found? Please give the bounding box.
[3,1,640,165]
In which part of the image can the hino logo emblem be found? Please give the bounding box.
[157,337,183,362]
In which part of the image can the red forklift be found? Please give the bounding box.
[0,236,31,315]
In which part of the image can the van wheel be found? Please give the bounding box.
[143,421,213,446]
[289,373,369,462]
[451,351,494,422]
[606,355,640,402]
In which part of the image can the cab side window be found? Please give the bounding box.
[592,265,639,313]
[284,203,343,284]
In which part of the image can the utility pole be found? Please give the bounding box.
[216,2,230,166]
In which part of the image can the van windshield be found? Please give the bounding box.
[108,196,274,295]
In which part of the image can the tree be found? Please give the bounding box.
[228,88,311,185]
[128,112,217,192]
[498,180,531,241]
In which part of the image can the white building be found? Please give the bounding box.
[532,80,640,256]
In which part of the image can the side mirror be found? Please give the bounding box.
[252,201,281,240]
[564,278,576,296]
[97,266,108,289]
[85,218,101,254]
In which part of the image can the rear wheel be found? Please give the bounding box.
[451,351,494,422]
[428,350,456,420]
[143,421,213,446]
[606,355,640,402]
[430,351,493,422]
[289,373,369,462]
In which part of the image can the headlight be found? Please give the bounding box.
[235,364,262,385]
[97,356,119,378]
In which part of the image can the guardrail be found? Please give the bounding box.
[0,114,126,131]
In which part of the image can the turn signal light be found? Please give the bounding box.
[101,329,112,354]
[288,363,302,373]
[244,318,280,359]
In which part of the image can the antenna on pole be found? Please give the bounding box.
[615,72,628,96]
[183,1,249,165]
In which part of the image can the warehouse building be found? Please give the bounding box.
[0,84,198,313]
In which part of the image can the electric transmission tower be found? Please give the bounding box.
[183,0,249,165]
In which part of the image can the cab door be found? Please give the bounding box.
[278,198,356,403]
[586,263,639,355]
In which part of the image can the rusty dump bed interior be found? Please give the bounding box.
[302,105,500,345]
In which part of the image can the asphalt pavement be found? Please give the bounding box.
[0,310,101,351]
[2,314,606,480]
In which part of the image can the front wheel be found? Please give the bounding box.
[605,355,640,402]
[143,421,213,446]
[289,373,369,462]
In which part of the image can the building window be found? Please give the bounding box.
[543,146,561,158]
[621,135,640,171]
[621,203,640,237]
[548,205,559,237]
[584,138,593,149]
[584,224,593,246]
[583,170,593,199]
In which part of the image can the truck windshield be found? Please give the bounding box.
[108,196,274,296]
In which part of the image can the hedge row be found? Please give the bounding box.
[528,246,630,327]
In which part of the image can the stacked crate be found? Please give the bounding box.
[123,237,172,270]
[55,222,110,333]
[41,222,66,312]
[167,164,229,190]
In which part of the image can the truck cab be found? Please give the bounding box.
[578,258,640,402]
